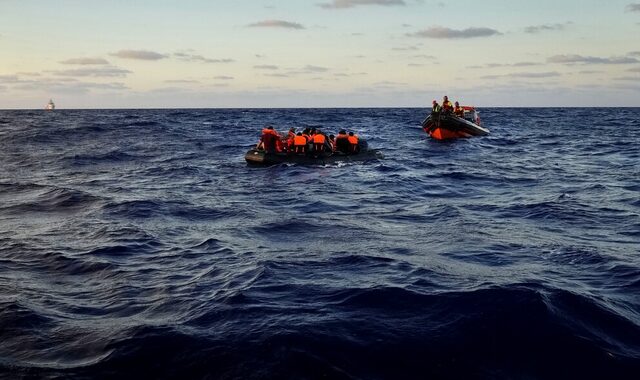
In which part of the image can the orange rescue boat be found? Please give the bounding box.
[422,106,489,140]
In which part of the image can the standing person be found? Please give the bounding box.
[432,100,441,115]
[442,96,454,114]
[260,125,279,153]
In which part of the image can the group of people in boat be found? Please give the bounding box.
[257,126,360,155]
[431,95,465,118]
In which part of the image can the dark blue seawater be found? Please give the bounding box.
[0,108,639,379]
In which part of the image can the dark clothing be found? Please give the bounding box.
[335,136,350,154]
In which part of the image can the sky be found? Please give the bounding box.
[1,0,639,108]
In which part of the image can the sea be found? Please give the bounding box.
[0,108,639,379]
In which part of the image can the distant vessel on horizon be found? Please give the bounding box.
[45,99,55,111]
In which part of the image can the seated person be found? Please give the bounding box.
[334,130,350,153]
[293,132,308,154]
[454,102,464,117]
[312,131,326,154]
[347,132,359,153]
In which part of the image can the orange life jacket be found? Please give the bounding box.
[294,135,307,146]
[348,135,358,145]
[313,134,326,144]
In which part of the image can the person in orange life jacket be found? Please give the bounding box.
[260,126,279,153]
[312,131,327,154]
[442,95,454,114]
[454,101,464,117]
[347,132,359,153]
[293,132,308,154]
[335,130,350,153]
[286,128,296,152]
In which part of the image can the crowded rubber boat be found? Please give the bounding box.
[422,96,489,140]
[245,126,383,166]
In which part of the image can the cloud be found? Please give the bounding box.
[469,62,542,69]
[524,23,570,34]
[214,75,234,80]
[59,57,110,65]
[318,0,406,9]
[110,50,167,60]
[247,20,304,29]
[265,73,291,78]
[164,79,200,83]
[392,45,419,51]
[628,51,640,56]
[629,67,640,72]
[0,75,20,83]
[301,65,329,73]
[480,72,562,79]
[49,66,132,77]
[509,72,562,78]
[548,54,639,64]
[411,54,437,59]
[613,76,640,80]
[408,26,502,39]
[174,52,234,63]
[12,78,128,93]
[254,64,279,70]
[626,3,640,12]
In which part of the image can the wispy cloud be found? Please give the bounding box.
[480,72,562,79]
[59,57,110,65]
[247,20,305,29]
[174,52,234,63]
[49,66,132,77]
[164,79,200,84]
[0,75,20,84]
[524,22,570,34]
[411,54,437,59]
[392,45,419,51]
[625,3,640,12]
[407,26,502,39]
[254,64,280,70]
[110,50,167,60]
[11,78,128,93]
[318,0,406,9]
[265,73,291,78]
[469,62,542,69]
[214,75,234,80]
[548,54,639,64]
[629,67,640,72]
[301,65,329,73]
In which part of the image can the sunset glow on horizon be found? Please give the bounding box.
[1,0,639,108]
